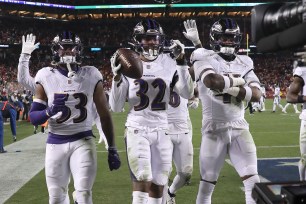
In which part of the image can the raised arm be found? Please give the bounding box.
[183,19,202,49]
[170,40,194,99]
[109,52,129,112]
[17,34,40,92]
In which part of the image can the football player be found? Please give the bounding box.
[17,34,109,149]
[163,19,200,204]
[272,84,284,112]
[191,18,261,204]
[0,111,4,153]
[259,84,266,111]
[109,19,194,204]
[283,80,301,114]
[286,61,306,180]
[27,31,120,204]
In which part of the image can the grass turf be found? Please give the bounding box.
[3,99,301,204]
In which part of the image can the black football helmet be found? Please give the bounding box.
[51,31,83,65]
[131,19,165,60]
[210,18,242,56]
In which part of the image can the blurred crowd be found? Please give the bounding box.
[0,16,294,101]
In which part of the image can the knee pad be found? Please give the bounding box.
[152,173,168,186]
[182,165,193,176]
[48,187,67,204]
[133,170,152,182]
[201,171,219,182]
[241,165,258,177]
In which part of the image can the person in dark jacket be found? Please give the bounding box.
[0,101,17,142]
[0,111,5,153]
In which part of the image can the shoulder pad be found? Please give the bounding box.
[236,55,254,68]
[190,48,214,64]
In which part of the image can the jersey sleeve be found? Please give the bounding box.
[244,70,261,89]
[190,48,216,82]
[174,65,194,99]
[235,55,253,77]
[109,76,129,112]
[89,66,103,88]
[35,68,47,88]
[193,60,214,82]
[18,54,36,92]
[236,55,260,89]
[190,48,213,64]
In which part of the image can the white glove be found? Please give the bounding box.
[188,98,199,109]
[21,34,40,55]
[110,51,121,76]
[169,39,185,59]
[183,19,201,46]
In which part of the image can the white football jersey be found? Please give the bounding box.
[35,66,102,135]
[167,86,189,133]
[191,48,260,122]
[126,54,177,128]
[111,54,177,129]
[274,87,281,97]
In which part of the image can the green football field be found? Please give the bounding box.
[2,99,301,204]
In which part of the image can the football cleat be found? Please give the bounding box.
[166,189,176,204]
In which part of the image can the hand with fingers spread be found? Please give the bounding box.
[183,19,201,47]
[110,51,122,77]
[21,33,40,55]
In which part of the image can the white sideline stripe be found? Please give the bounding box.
[0,133,47,204]
[257,145,299,148]
[193,145,299,150]
[96,145,300,153]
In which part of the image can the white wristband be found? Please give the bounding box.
[193,39,201,46]
[244,86,252,101]
[226,87,240,97]
[231,77,246,87]
[223,76,231,90]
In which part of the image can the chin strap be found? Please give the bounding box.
[66,63,76,78]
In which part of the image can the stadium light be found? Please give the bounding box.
[0,0,271,9]
[154,0,181,3]
[91,48,101,52]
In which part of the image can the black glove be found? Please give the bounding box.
[108,147,121,171]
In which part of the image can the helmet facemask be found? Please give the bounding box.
[210,19,242,58]
[131,19,165,61]
[51,32,83,78]
[51,33,83,66]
